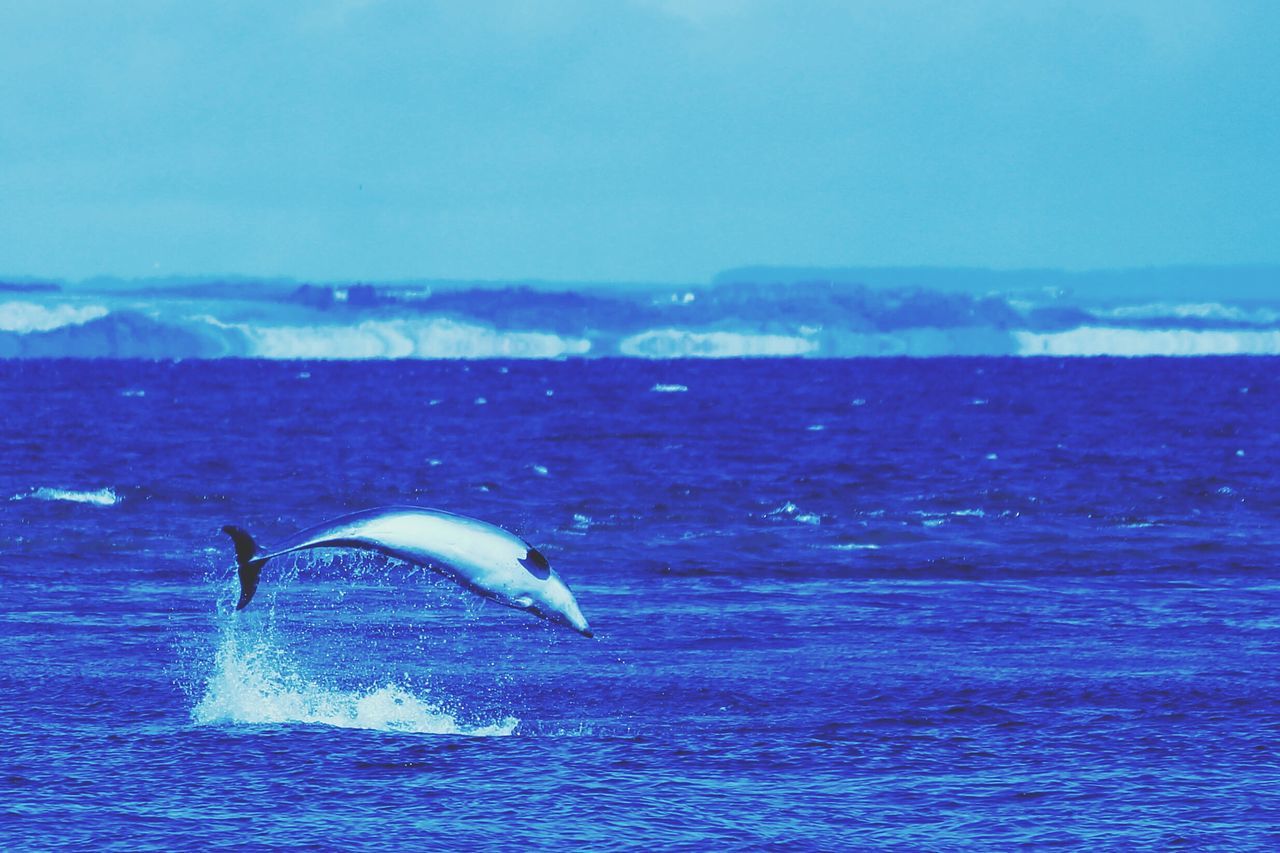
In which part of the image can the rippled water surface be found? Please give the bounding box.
[3,358,1279,848]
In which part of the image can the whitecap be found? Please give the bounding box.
[650,383,688,393]
[120,389,146,397]
[1015,327,1280,357]
[531,464,549,476]
[766,501,821,526]
[216,316,592,360]
[1096,302,1280,325]
[622,329,818,358]
[11,486,120,506]
[915,509,986,524]
[823,543,881,551]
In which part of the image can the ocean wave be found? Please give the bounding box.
[1015,327,1280,356]
[767,501,821,525]
[621,329,818,358]
[193,633,516,736]
[11,486,121,506]
[7,279,1280,359]
[0,300,109,333]
[1096,302,1280,326]
[0,311,237,357]
[915,509,989,526]
[223,317,592,359]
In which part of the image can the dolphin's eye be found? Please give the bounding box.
[519,547,551,579]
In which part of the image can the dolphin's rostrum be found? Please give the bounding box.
[221,506,592,637]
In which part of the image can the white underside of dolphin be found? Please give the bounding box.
[221,506,592,637]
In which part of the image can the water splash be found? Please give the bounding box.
[192,627,517,736]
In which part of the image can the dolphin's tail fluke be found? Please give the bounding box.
[221,525,268,610]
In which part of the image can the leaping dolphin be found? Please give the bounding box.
[221,506,592,637]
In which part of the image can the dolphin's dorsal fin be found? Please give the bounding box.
[519,547,551,579]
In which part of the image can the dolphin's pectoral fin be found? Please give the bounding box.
[513,594,535,608]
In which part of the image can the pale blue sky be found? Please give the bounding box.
[2,1,1277,283]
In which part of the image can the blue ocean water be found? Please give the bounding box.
[3,358,1279,848]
